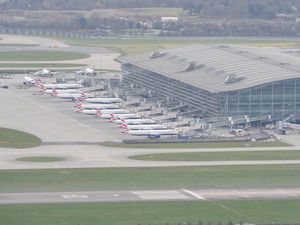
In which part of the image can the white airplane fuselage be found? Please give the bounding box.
[40,83,83,89]
[127,129,178,136]
[77,109,99,115]
[97,111,130,119]
[76,104,120,110]
[84,98,123,104]
[55,93,94,99]
[112,114,141,120]
[44,89,80,94]
[119,119,156,125]
[99,109,128,114]
[124,124,167,130]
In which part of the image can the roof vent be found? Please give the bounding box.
[279,62,288,66]
[219,45,229,48]
[150,51,162,59]
[258,56,267,60]
[185,62,197,71]
[224,74,237,83]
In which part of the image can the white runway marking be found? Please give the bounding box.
[132,190,188,200]
[182,189,206,200]
[61,194,88,199]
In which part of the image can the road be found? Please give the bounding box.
[1,188,300,204]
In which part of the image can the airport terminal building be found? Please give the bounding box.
[122,45,300,121]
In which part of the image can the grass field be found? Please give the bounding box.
[56,37,298,56]
[0,51,89,61]
[1,165,300,192]
[130,150,300,161]
[0,63,86,68]
[100,141,290,149]
[0,128,41,148]
[16,156,65,162]
[0,200,299,225]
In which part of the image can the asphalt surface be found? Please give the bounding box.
[1,188,300,204]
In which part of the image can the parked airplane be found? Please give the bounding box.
[96,111,129,119]
[76,67,96,76]
[75,103,120,110]
[79,108,128,116]
[109,114,142,122]
[118,119,156,126]
[76,109,99,115]
[122,124,167,130]
[95,113,115,119]
[23,76,41,85]
[125,129,178,138]
[98,109,129,114]
[37,83,83,90]
[44,88,80,95]
[33,69,56,77]
[53,92,94,100]
[82,98,123,104]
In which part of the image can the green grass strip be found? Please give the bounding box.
[0,51,89,61]
[0,63,86,68]
[0,200,299,224]
[1,165,300,192]
[0,128,41,148]
[130,150,300,161]
[16,156,65,163]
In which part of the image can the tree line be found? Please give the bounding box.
[1,0,300,20]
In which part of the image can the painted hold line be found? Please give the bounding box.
[182,189,206,200]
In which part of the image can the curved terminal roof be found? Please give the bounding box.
[124,45,300,93]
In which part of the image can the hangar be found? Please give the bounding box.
[122,45,300,121]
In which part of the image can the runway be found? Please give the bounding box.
[1,188,300,204]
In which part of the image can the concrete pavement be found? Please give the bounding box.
[1,144,300,170]
[1,188,300,204]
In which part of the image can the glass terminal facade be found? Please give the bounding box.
[220,79,300,121]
